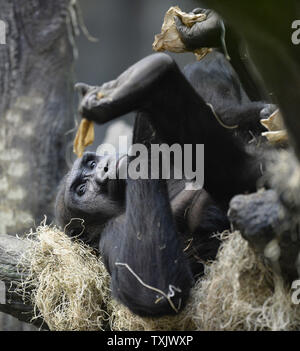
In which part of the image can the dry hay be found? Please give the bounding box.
[261,109,288,145]
[152,6,211,61]
[109,297,196,331]
[73,118,95,158]
[19,223,112,331]
[188,232,300,331]
[17,225,300,331]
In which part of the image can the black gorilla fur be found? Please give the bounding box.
[56,51,272,317]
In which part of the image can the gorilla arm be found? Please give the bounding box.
[99,179,193,317]
[76,53,260,205]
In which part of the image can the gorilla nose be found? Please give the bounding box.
[95,154,118,185]
[95,164,109,185]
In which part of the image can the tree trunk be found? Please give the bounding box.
[0,234,48,329]
[0,0,76,330]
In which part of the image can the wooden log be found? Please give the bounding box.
[0,0,76,330]
[0,234,48,329]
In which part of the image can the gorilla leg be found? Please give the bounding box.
[198,0,300,160]
[183,50,276,136]
[77,53,261,206]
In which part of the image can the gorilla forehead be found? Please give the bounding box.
[65,152,97,196]
[68,152,96,179]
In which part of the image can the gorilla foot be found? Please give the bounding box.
[76,53,175,124]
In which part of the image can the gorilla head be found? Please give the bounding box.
[55,152,125,248]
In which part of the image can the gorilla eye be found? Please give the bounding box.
[88,160,96,169]
[76,183,86,196]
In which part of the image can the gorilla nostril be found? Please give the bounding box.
[104,166,109,173]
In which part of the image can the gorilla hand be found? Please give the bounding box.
[174,8,223,51]
[260,104,278,120]
[75,53,175,125]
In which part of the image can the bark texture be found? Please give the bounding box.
[0,0,76,330]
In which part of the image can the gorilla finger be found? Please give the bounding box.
[174,15,184,28]
[174,16,189,37]
[260,104,278,119]
[192,7,213,17]
[81,91,102,110]
[191,8,205,14]
[75,82,91,97]
[79,92,117,124]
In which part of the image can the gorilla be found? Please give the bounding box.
[174,8,269,102]
[55,48,274,317]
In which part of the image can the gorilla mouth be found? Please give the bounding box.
[102,154,127,201]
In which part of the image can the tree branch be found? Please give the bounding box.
[0,235,47,329]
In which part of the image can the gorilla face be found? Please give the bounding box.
[66,152,122,213]
[55,152,125,246]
